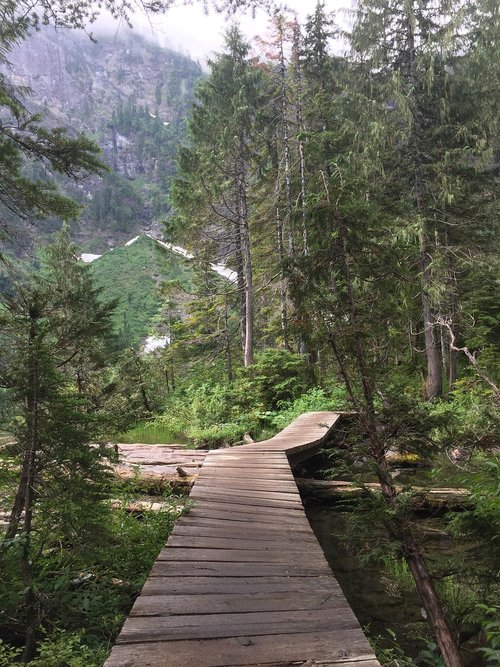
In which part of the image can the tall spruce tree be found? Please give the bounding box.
[171,26,263,366]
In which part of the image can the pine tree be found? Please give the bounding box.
[348,0,498,399]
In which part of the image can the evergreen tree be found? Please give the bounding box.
[348,0,498,399]
[171,26,263,366]
[0,227,116,662]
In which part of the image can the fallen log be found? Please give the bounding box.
[112,444,206,492]
[296,478,473,510]
[110,499,186,515]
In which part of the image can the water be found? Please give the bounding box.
[305,502,487,665]
[306,503,429,657]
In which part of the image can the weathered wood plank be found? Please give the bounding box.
[170,524,317,541]
[116,608,363,644]
[167,535,314,550]
[194,476,298,490]
[191,486,301,501]
[106,631,375,667]
[141,575,335,596]
[149,560,333,578]
[131,589,349,616]
[191,496,304,513]
[186,500,307,522]
[156,547,328,564]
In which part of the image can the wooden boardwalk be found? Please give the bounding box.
[105,412,380,667]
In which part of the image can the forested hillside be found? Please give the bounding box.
[0,1,498,666]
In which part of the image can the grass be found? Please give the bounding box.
[117,419,189,445]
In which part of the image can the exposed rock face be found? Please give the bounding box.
[3,27,203,250]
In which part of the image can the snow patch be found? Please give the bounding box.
[143,336,169,353]
[154,237,237,281]
[80,253,101,263]
[155,239,193,259]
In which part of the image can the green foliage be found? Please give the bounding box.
[0,492,184,666]
[476,604,500,666]
[447,453,500,574]
[118,418,188,445]
[29,631,107,667]
[270,386,347,431]
[370,629,415,667]
[235,349,312,411]
[427,384,500,452]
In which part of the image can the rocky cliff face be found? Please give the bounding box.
[4,28,202,251]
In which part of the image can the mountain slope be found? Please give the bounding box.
[90,235,193,349]
[3,28,203,251]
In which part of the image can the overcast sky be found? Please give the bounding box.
[94,1,352,65]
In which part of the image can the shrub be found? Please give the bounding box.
[234,349,312,411]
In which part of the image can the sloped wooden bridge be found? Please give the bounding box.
[105,412,380,667]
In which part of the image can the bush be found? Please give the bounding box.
[234,349,312,411]
[270,386,347,431]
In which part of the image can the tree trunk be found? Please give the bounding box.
[277,18,295,258]
[404,533,463,667]
[292,22,308,256]
[421,234,442,399]
[275,175,289,348]
[238,166,254,366]
[406,1,442,400]
[233,217,246,355]
[224,297,233,382]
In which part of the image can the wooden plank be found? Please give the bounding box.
[192,485,301,499]
[167,535,315,550]
[131,589,350,616]
[116,609,363,644]
[149,560,333,578]
[187,501,307,516]
[156,547,328,564]
[172,519,314,537]
[170,524,317,541]
[189,493,305,510]
[183,508,311,526]
[197,472,295,481]
[194,477,298,490]
[190,487,302,504]
[141,575,336,596]
[106,630,375,667]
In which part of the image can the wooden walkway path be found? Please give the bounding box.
[105,412,380,667]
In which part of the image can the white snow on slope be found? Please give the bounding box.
[80,235,237,282]
[143,335,169,353]
[80,253,102,263]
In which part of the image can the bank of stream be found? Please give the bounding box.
[302,485,489,666]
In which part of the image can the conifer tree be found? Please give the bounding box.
[0,227,116,662]
[171,26,262,366]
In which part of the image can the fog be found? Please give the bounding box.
[90,0,351,65]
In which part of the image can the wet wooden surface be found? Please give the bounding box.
[104,412,380,667]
